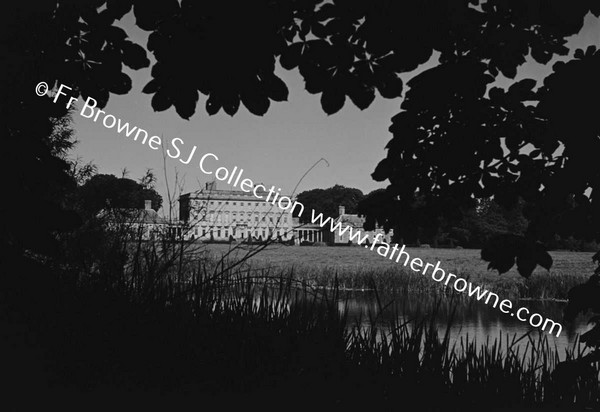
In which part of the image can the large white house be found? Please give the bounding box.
[178,182,295,241]
[179,182,392,246]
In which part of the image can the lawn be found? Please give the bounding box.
[203,243,597,300]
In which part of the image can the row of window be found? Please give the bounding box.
[204,212,288,224]
[196,228,288,239]
[200,200,274,208]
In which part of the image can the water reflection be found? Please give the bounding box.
[338,290,591,358]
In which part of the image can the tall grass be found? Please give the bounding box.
[236,260,587,302]
[2,216,599,410]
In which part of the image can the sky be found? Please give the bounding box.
[71,11,599,212]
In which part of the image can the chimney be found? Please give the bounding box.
[338,205,345,217]
[145,200,152,210]
[205,181,216,191]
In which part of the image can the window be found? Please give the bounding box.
[262,230,266,238]
[240,202,244,207]
[225,230,229,237]
[233,202,237,206]
[269,217,273,223]
[217,230,221,238]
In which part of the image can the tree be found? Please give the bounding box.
[3,1,150,266]
[6,0,600,358]
[447,198,528,248]
[78,173,162,216]
[295,185,364,223]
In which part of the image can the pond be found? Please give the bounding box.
[338,290,591,359]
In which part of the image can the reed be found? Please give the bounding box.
[3,221,598,410]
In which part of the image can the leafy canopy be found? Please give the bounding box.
[6,0,600,347]
[295,185,364,223]
[78,174,163,216]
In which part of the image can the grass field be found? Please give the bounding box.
[203,243,597,300]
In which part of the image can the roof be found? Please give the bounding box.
[180,188,294,202]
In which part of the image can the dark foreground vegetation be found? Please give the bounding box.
[2,221,598,411]
[3,2,600,410]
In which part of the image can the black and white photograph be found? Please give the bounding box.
[2,1,600,410]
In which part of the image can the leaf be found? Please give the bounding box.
[106,26,128,43]
[241,91,270,116]
[107,0,133,20]
[174,89,198,120]
[482,173,499,192]
[142,79,159,94]
[320,88,345,115]
[516,253,536,278]
[122,41,150,70]
[507,78,536,100]
[585,45,597,57]
[488,87,504,101]
[348,84,375,110]
[262,74,289,102]
[377,74,403,99]
[581,324,600,345]
[371,158,392,182]
[206,94,221,116]
[481,234,524,274]
[133,0,178,31]
[280,43,303,70]
[530,241,555,269]
[223,97,240,116]
[529,149,541,158]
[151,89,172,112]
[315,3,336,20]
[109,72,132,95]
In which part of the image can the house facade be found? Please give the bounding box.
[99,200,173,240]
[179,183,392,245]
[324,206,393,245]
[178,182,295,241]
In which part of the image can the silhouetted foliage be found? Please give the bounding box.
[3,1,150,266]
[78,173,162,216]
[5,0,600,395]
[480,234,553,278]
[446,198,528,248]
[295,185,363,223]
[6,2,599,261]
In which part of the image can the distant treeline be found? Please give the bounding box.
[296,185,598,251]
